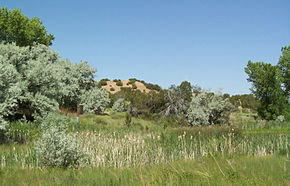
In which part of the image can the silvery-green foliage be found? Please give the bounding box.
[276,115,285,122]
[0,43,97,120]
[0,43,60,120]
[112,98,131,113]
[39,112,73,130]
[35,121,87,168]
[163,85,188,116]
[54,60,96,108]
[80,88,110,114]
[187,91,233,126]
[0,63,22,117]
[0,117,7,130]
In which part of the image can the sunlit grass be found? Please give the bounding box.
[1,112,289,185]
[0,156,288,185]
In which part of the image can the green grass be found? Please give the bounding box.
[231,112,290,135]
[1,127,289,168]
[76,113,163,133]
[0,156,288,186]
[245,128,290,134]
[1,112,290,185]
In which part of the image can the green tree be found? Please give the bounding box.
[0,7,54,46]
[278,46,290,97]
[178,81,193,103]
[245,61,287,120]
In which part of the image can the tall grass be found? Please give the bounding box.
[0,156,289,185]
[1,129,289,168]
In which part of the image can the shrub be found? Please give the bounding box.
[97,79,109,87]
[112,99,130,113]
[39,112,74,130]
[132,84,137,89]
[144,83,162,91]
[186,91,233,126]
[128,78,137,85]
[80,88,110,114]
[275,115,285,122]
[116,81,123,86]
[35,124,87,168]
[110,87,115,91]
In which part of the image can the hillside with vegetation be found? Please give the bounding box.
[98,78,162,94]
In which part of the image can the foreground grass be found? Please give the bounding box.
[0,156,289,186]
[2,113,289,168]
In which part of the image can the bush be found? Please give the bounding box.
[80,88,110,114]
[35,125,87,168]
[116,81,123,86]
[35,115,87,168]
[97,79,109,87]
[39,112,74,130]
[132,84,137,89]
[110,88,115,91]
[128,78,137,85]
[275,115,285,122]
[186,91,233,126]
[112,99,130,113]
[144,83,162,91]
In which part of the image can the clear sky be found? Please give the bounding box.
[1,0,289,94]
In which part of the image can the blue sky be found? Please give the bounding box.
[1,0,289,94]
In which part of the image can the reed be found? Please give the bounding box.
[1,129,289,168]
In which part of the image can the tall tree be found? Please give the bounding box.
[278,46,290,98]
[178,81,193,104]
[0,7,54,46]
[245,61,287,120]
[163,85,187,116]
[0,43,105,121]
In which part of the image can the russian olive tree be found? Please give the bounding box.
[186,91,233,126]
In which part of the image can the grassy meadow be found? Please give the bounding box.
[0,112,290,185]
